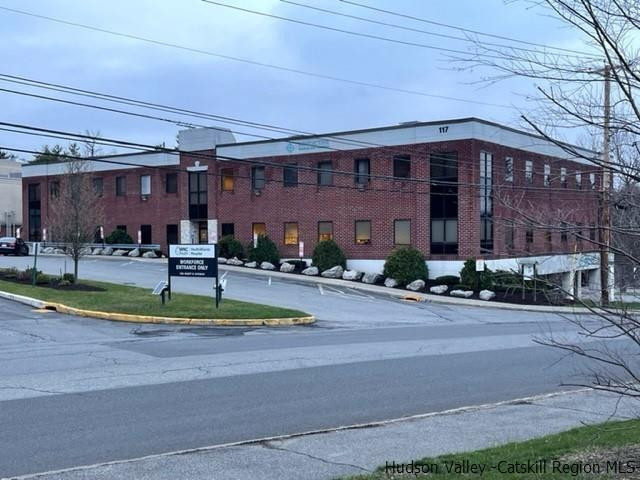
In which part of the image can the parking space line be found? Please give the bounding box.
[317,284,324,295]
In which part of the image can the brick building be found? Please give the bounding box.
[21,118,607,292]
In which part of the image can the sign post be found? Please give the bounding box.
[168,244,219,306]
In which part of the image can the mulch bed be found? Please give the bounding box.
[0,275,105,292]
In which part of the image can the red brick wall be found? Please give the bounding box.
[22,141,599,259]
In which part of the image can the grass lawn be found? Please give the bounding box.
[345,419,640,479]
[0,278,309,319]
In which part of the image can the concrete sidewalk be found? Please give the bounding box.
[14,389,637,480]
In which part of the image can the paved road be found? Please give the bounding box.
[0,256,615,478]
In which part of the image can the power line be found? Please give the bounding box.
[338,0,596,57]
[280,0,596,60]
[0,5,515,109]
[201,0,529,61]
[2,121,603,195]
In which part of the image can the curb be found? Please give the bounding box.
[0,290,315,327]
[34,254,599,313]
[217,264,598,314]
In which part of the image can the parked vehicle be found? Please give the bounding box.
[0,237,29,256]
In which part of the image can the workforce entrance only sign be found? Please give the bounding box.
[168,244,217,278]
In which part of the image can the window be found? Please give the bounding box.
[28,183,41,241]
[116,176,126,196]
[355,220,371,245]
[576,223,583,248]
[140,175,151,195]
[93,177,103,196]
[251,166,265,191]
[393,155,411,178]
[284,222,298,245]
[394,219,411,245]
[140,225,152,244]
[317,161,333,186]
[49,181,60,199]
[116,225,127,233]
[575,171,582,190]
[505,222,514,251]
[561,222,568,243]
[543,164,550,187]
[525,228,534,251]
[166,224,178,247]
[504,157,514,182]
[318,221,333,241]
[252,223,266,238]
[480,152,493,252]
[545,230,552,245]
[525,161,533,184]
[188,171,208,219]
[221,168,234,191]
[354,158,370,186]
[221,223,234,237]
[589,225,596,242]
[165,173,177,194]
[589,172,596,190]
[560,167,567,188]
[283,164,298,187]
[430,152,458,254]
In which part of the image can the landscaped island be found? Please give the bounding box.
[0,267,309,321]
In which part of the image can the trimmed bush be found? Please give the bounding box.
[105,229,134,245]
[460,259,494,290]
[383,246,428,286]
[218,235,244,259]
[284,259,308,272]
[62,273,75,283]
[247,235,279,264]
[434,275,460,286]
[312,240,346,272]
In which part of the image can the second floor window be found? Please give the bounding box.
[525,161,533,184]
[116,176,126,196]
[93,177,103,197]
[140,175,151,195]
[393,155,411,178]
[354,158,370,185]
[49,181,60,199]
[165,173,177,193]
[504,157,514,182]
[252,166,265,191]
[283,164,298,187]
[543,164,550,187]
[317,161,333,186]
[221,168,234,191]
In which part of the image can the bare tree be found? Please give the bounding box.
[82,130,102,158]
[456,0,640,402]
[48,154,103,283]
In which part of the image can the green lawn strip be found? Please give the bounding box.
[345,419,640,479]
[0,279,309,319]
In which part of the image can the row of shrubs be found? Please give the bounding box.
[218,234,428,286]
[0,267,75,286]
[218,235,543,292]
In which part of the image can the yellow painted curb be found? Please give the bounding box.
[402,293,423,302]
[37,302,315,327]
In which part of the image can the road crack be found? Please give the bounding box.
[261,441,372,473]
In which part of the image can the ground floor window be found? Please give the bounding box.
[166,224,178,246]
[252,223,266,238]
[430,218,457,254]
[318,221,333,242]
[394,219,410,245]
[221,223,234,237]
[284,222,298,245]
[355,220,371,245]
[198,221,207,244]
[141,225,152,244]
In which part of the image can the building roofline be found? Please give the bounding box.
[216,116,598,155]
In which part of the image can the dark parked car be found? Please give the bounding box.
[0,237,29,256]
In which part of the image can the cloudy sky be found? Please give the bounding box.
[0,0,594,159]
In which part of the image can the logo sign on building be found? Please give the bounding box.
[168,244,217,278]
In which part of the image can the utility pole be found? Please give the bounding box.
[600,64,611,306]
